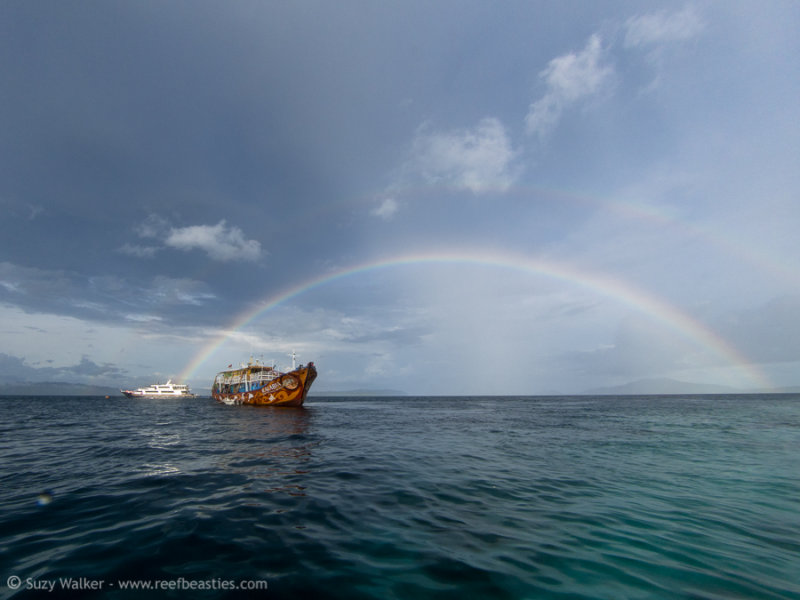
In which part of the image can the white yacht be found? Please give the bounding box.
[121,380,195,399]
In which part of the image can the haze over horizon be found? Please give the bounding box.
[1,1,799,395]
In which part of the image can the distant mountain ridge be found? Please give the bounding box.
[584,377,800,395]
[0,382,121,396]
[311,389,407,397]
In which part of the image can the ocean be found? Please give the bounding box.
[1,394,798,599]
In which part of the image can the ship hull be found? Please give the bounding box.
[212,364,317,407]
[121,391,196,399]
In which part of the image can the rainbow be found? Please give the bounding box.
[178,249,772,390]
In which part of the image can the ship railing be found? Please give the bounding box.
[214,371,279,386]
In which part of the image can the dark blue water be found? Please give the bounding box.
[1,395,799,599]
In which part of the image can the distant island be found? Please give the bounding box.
[310,389,407,397]
[584,377,800,395]
[0,382,122,396]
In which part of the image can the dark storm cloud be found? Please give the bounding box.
[0,352,126,384]
[0,261,217,325]
[0,1,454,321]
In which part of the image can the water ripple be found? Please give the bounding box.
[1,395,799,599]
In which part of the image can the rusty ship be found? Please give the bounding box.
[211,353,317,407]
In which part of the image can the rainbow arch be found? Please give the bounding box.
[178,249,772,389]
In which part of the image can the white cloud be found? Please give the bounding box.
[411,117,519,193]
[371,197,399,220]
[1,196,45,220]
[149,275,217,306]
[0,280,21,293]
[136,214,170,238]
[27,204,44,220]
[624,6,703,48]
[118,243,158,258]
[124,313,164,323]
[165,220,262,262]
[525,34,613,138]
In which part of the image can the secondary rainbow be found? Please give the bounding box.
[304,183,800,291]
[178,249,772,389]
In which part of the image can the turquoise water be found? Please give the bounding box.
[1,395,799,599]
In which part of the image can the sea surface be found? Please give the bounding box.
[1,394,799,599]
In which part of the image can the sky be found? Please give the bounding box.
[1,1,799,395]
